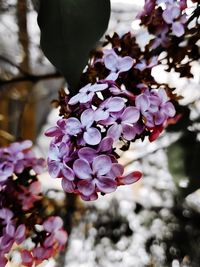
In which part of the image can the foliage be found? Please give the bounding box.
[38,0,111,94]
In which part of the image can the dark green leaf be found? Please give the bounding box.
[38,0,111,95]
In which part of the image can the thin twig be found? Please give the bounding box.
[0,72,63,86]
[0,55,30,76]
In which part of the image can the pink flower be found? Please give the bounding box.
[95,96,125,121]
[135,88,176,127]
[73,155,117,197]
[47,109,102,146]
[78,137,114,163]
[0,209,13,224]
[151,27,170,49]
[18,181,42,211]
[48,142,75,179]
[135,56,158,71]
[106,107,140,141]
[103,49,135,80]
[68,83,108,105]
[162,4,186,37]
[43,216,68,249]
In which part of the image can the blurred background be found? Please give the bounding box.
[1,0,200,266]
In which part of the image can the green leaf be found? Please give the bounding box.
[37,0,111,95]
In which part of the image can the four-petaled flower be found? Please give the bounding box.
[95,96,125,121]
[135,88,176,127]
[73,155,117,198]
[43,216,68,249]
[162,3,186,37]
[68,83,108,105]
[104,49,135,80]
[107,107,140,141]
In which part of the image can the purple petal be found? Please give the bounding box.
[81,109,94,127]
[172,21,185,37]
[45,126,62,137]
[104,50,118,72]
[73,159,92,179]
[48,161,62,178]
[119,171,142,185]
[78,147,97,163]
[156,88,168,103]
[163,6,180,24]
[0,162,14,178]
[148,56,158,68]
[6,223,15,237]
[107,123,122,141]
[135,94,150,113]
[92,155,112,176]
[43,235,55,248]
[98,137,114,152]
[95,108,109,121]
[90,83,108,92]
[99,115,117,126]
[154,111,166,125]
[122,124,137,141]
[96,178,117,193]
[106,72,119,81]
[135,60,146,71]
[48,143,60,161]
[162,102,176,117]
[59,142,69,157]
[80,192,98,201]
[108,163,124,179]
[62,165,74,181]
[77,179,95,196]
[9,141,31,153]
[109,86,122,95]
[121,107,140,124]
[55,230,68,245]
[0,208,13,222]
[19,140,33,150]
[143,112,155,128]
[15,224,26,244]
[62,179,76,193]
[107,97,125,112]
[151,38,161,50]
[43,216,63,232]
[118,56,134,72]
[65,118,82,135]
[68,93,81,105]
[79,92,94,104]
[149,96,160,112]
[80,83,92,93]
[83,128,101,145]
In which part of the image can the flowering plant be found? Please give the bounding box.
[46,33,177,200]
[0,141,67,266]
[46,0,200,201]
[138,0,199,77]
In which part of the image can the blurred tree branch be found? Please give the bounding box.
[0,55,63,86]
[0,71,63,86]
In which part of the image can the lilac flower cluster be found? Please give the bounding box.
[0,141,67,266]
[0,209,25,267]
[45,49,176,201]
[0,140,45,187]
[21,216,67,267]
[138,0,188,49]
